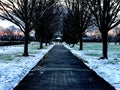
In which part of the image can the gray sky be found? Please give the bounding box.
[0,19,17,28]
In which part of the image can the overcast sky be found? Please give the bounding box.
[0,19,16,28]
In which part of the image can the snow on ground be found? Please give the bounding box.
[0,42,54,90]
[0,42,119,90]
[64,43,120,90]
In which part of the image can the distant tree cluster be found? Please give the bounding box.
[63,12,79,47]
[35,5,59,49]
[0,26,24,42]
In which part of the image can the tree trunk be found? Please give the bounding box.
[46,43,48,46]
[45,38,48,46]
[23,31,29,56]
[72,44,74,47]
[101,32,108,59]
[40,36,43,49]
[79,34,83,50]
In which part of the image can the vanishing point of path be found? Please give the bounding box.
[14,45,115,90]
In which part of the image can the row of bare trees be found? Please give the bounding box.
[0,0,120,59]
[64,0,120,59]
[0,0,58,56]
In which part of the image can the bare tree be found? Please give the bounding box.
[34,1,59,49]
[0,0,57,56]
[65,0,92,50]
[63,12,79,47]
[87,0,120,59]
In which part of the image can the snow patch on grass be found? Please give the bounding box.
[0,42,54,90]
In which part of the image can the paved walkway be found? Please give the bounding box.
[14,45,115,90]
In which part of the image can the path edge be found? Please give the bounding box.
[63,44,116,90]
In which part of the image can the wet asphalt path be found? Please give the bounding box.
[14,45,115,90]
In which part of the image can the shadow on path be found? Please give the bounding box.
[14,45,115,90]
